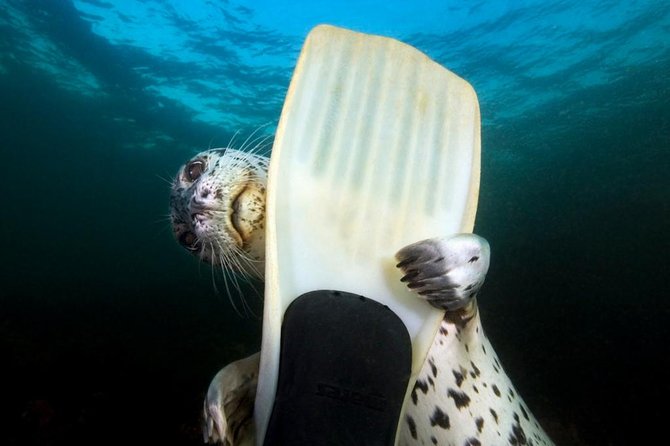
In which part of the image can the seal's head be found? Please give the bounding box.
[170,148,268,279]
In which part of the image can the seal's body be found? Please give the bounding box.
[170,149,553,445]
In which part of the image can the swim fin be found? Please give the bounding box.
[257,25,481,445]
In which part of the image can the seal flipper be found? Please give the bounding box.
[395,234,491,312]
[263,290,411,445]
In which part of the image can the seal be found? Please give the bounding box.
[170,148,554,446]
[170,147,268,308]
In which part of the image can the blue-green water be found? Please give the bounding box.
[1,1,668,445]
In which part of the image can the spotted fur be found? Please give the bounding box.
[170,150,554,446]
[395,236,553,445]
[398,307,552,445]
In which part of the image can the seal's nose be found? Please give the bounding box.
[191,186,212,209]
[191,194,205,210]
[199,186,212,199]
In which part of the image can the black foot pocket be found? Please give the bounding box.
[264,290,412,446]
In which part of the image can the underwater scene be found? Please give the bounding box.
[1,0,668,445]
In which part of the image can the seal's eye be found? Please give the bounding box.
[185,160,205,182]
[179,231,199,251]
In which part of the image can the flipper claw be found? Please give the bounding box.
[395,234,490,311]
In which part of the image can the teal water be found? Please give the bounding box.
[1,1,668,445]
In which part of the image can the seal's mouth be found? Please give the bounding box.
[230,185,248,242]
[189,199,209,220]
[191,212,207,224]
[184,180,257,250]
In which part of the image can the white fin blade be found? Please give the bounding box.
[257,25,480,445]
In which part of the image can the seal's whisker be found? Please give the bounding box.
[238,252,264,269]
[147,222,174,243]
[217,240,248,290]
[152,214,173,224]
[238,123,272,152]
[227,129,241,150]
[209,244,220,295]
[242,132,273,157]
[228,248,251,287]
[236,254,261,278]
[216,246,244,316]
[227,239,263,270]
[228,266,246,310]
[238,128,262,153]
[240,133,267,154]
[241,287,257,318]
[156,173,175,186]
[247,133,274,157]
[207,135,219,150]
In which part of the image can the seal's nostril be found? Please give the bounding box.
[191,195,205,210]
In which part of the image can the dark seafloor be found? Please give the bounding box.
[1,1,668,445]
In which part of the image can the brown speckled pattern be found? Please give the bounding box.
[175,152,554,446]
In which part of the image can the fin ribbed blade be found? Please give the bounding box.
[257,25,481,445]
